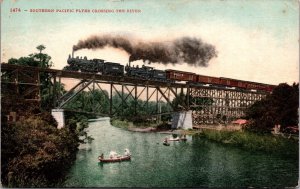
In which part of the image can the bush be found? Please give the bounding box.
[1,115,79,187]
[245,83,299,133]
[201,129,298,159]
[156,122,171,130]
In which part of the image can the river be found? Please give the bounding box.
[63,119,298,188]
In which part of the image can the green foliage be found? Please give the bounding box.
[190,96,213,111]
[245,83,299,133]
[1,114,79,187]
[8,46,52,69]
[156,122,172,130]
[172,92,187,111]
[110,118,130,129]
[201,129,298,159]
[8,45,52,68]
[111,91,171,120]
[65,89,110,115]
[7,45,56,110]
[64,112,94,144]
[42,82,66,110]
[171,92,214,111]
[36,45,46,53]
[64,89,172,123]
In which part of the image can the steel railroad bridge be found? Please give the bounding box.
[1,63,269,126]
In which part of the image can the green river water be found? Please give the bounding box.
[63,119,298,188]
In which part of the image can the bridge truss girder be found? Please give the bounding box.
[56,79,189,120]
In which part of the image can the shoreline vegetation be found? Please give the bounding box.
[200,129,298,159]
[110,118,298,159]
[1,112,80,187]
[1,111,94,188]
[110,118,176,133]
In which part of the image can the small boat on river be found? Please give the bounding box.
[98,155,131,163]
[98,149,131,163]
[168,137,180,141]
[168,137,187,141]
[163,141,170,146]
[167,134,187,141]
[163,138,170,146]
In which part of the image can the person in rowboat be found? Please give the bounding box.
[124,149,131,156]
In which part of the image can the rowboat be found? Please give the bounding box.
[168,137,180,141]
[168,137,187,141]
[98,155,131,163]
[99,149,131,163]
[168,135,187,141]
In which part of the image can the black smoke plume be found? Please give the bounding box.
[73,35,217,66]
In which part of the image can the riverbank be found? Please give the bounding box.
[110,118,173,133]
[111,118,242,133]
[110,119,246,135]
[198,129,299,159]
[111,119,194,134]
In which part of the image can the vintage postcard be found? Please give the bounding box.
[1,0,299,188]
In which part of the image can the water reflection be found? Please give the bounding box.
[64,120,298,188]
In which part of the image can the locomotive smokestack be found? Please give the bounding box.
[72,49,74,58]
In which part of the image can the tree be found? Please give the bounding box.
[42,82,66,110]
[36,45,46,54]
[1,114,79,187]
[245,83,299,133]
[8,45,52,68]
[172,92,188,111]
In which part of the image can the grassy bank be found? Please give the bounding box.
[110,118,172,131]
[110,119,132,129]
[199,129,298,159]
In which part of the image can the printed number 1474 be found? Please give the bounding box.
[10,8,21,12]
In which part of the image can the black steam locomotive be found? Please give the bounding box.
[64,55,124,76]
[63,54,168,81]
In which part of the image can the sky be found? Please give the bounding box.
[1,0,299,85]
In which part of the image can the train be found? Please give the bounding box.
[63,54,275,92]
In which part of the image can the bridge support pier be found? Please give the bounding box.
[171,111,193,130]
[51,109,65,129]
